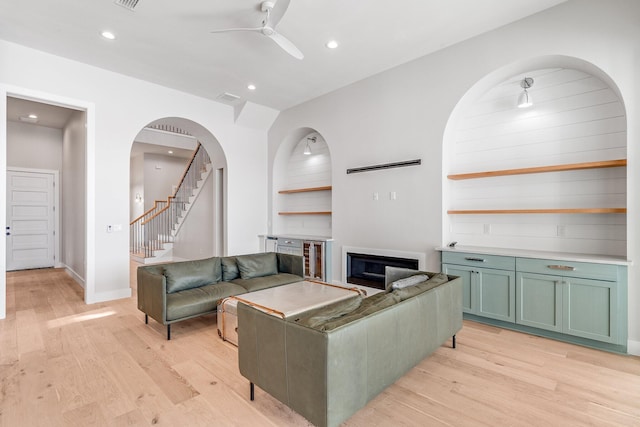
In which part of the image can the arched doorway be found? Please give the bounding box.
[129,118,227,266]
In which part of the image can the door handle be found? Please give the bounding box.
[547,265,576,271]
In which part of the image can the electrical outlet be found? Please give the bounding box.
[390,191,397,200]
[483,224,491,234]
[373,192,379,201]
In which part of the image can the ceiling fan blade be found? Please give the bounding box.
[268,0,291,28]
[268,31,303,60]
[210,27,262,34]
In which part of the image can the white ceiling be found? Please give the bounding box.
[1,0,568,114]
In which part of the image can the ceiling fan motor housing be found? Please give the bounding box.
[261,1,275,12]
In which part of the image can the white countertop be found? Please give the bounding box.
[436,245,631,266]
[260,234,333,241]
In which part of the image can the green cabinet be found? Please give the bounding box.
[443,252,515,323]
[516,272,562,332]
[440,249,628,351]
[516,259,621,344]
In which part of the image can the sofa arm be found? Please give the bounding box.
[276,253,304,278]
[137,266,168,325]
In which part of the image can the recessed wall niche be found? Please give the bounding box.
[445,66,627,257]
[274,132,332,237]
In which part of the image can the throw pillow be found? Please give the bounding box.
[391,274,429,290]
[221,257,239,281]
[392,272,450,301]
[236,252,278,279]
[163,257,221,293]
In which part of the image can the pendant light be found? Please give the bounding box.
[517,77,534,108]
[304,136,316,155]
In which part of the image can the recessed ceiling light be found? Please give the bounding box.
[168,150,174,154]
[247,84,256,91]
[101,31,116,40]
[28,114,38,119]
[325,40,339,49]
[19,115,38,123]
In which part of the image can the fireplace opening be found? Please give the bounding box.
[346,252,419,290]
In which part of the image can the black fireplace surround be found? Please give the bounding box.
[346,252,419,290]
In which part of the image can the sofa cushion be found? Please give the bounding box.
[312,291,402,331]
[391,272,450,301]
[221,257,240,281]
[294,295,363,328]
[166,282,246,321]
[164,257,222,293]
[231,273,301,293]
[236,252,278,280]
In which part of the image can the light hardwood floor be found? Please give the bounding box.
[1,267,639,426]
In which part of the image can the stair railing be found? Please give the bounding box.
[130,142,211,258]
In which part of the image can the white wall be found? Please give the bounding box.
[7,121,62,170]
[142,152,188,212]
[268,0,640,353]
[171,172,215,260]
[130,154,144,220]
[0,39,270,308]
[61,110,86,282]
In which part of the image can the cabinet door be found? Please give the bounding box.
[563,277,617,343]
[443,264,474,313]
[477,268,515,322]
[516,272,563,332]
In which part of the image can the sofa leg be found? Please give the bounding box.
[250,382,254,401]
[452,334,456,349]
[145,314,148,324]
[167,324,171,340]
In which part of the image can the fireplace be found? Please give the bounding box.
[346,252,419,290]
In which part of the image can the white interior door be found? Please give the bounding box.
[6,170,56,271]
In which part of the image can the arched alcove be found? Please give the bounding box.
[443,56,627,257]
[272,128,332,237]
[129,117,228,262]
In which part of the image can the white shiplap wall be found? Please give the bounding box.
[448,68,627,256]
[276,133,332,236]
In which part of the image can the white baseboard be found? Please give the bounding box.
[627,339,640,356]
[64,265,85,289]
[87,288,132,304]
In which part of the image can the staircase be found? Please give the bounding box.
[130,142,211,263]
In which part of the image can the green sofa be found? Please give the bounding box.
[237,267,463,427]
[137,252,304,339]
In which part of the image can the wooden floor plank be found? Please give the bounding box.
[1,266,639,426]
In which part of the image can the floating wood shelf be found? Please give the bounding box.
[278,211,332,216]
[278,186,332,194]
[448,208,627,215]
[447,159,627,181]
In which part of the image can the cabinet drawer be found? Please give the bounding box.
[516,258,618,282]
[442,251,515,270]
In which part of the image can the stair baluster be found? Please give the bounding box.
[130,143,211,260]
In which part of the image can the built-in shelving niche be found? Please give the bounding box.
[445,67,627,257]
[275,134,332,236]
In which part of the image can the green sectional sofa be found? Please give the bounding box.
[137,252,304,339]
[237,267,463,427]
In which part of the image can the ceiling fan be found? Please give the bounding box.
[210,0,303,60]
